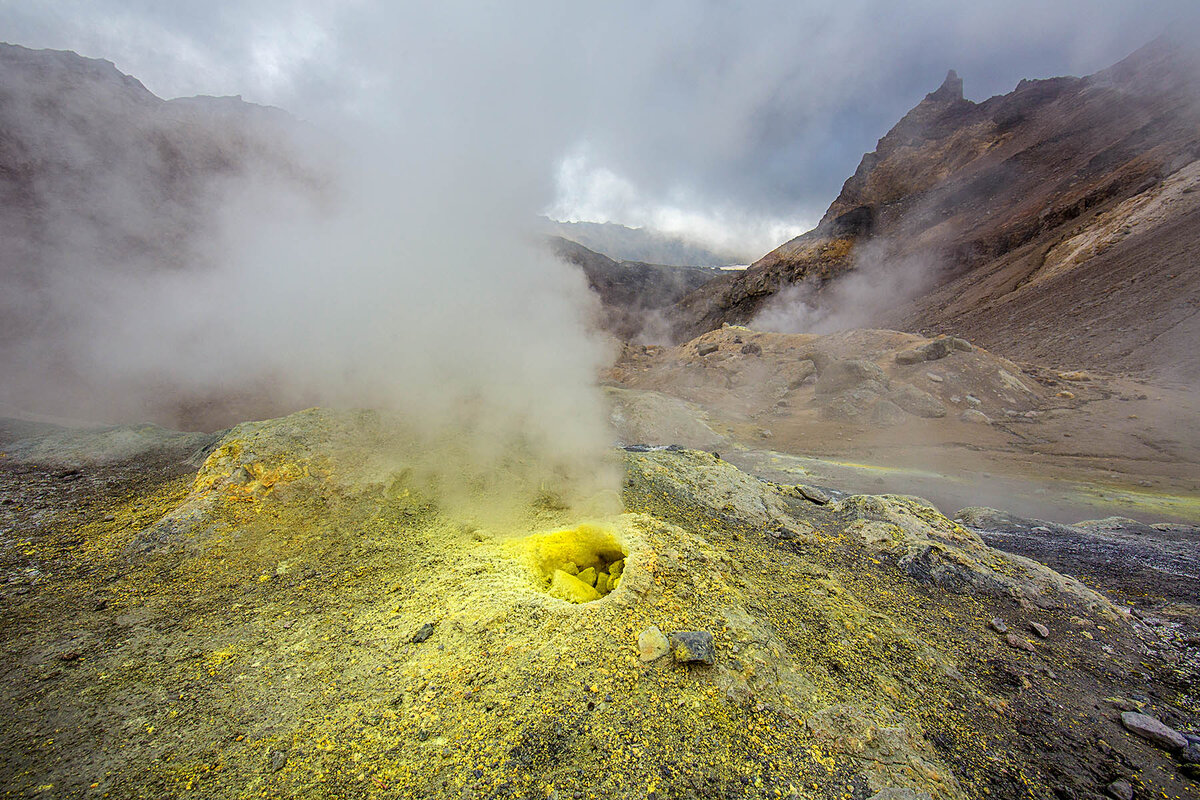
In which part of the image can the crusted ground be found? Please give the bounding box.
[1,410,1196,799]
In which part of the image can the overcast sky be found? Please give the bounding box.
[4,1,1199,254]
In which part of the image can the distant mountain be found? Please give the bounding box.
[540,218,753,267]
[672,39,1200,378]
[0,43,322,423]
[547,236,722,341]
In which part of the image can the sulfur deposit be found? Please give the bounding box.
[0,409,1196,799]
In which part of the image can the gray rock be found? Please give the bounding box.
[965,395,982,408]
[796,485,830,505]
[960,409,991,424]
[989,618,1008,634]
[697,342,719,356]
[889,384,947,418]
[820,387,883,421]
[1121,711,1187,751]
[895,349,925,365]
[740,343,762,356]
[926,372,944,383]
[1005,633,1035,653]
[1105,779,1133,800]
[872,398,910,426]
[947,337,973,352]
[1030,622,1049,638]
[815,359,887,395]
[268,749,288,773]
[411,622,435,643]
[1179,744,1200,764]
[669,631,715,665]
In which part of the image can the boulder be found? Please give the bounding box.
[889,384,947,418]
[815,359,887,395]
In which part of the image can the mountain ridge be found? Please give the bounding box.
[669,38,1200,378]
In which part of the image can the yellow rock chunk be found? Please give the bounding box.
[577,567,597,587]
[549,569,602,604]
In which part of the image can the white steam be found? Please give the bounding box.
[751,241,939,334]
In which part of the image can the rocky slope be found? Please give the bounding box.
[541,218,753,267]
[1,409,1198,799]
[549,236,724,340]
[671,39,1200,379]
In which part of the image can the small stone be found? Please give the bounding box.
[1105,779,1133,800]
[269,749,288,773]
[740,343,762,356]
[1005,633,1035,653]
[637,626,670,662]
[926,372,943,383]
[103,514,115,522]
[796,485,830,505]
[1058,370,1092,382]
[965,395,981,408]
[669,631,715,665]
[960,409,991,424]
[1030,622,1049,638]
[698,342,719,356]
[1178,744,1200,764]
[1121,711,1187,751]
[58,651,81,662]
[989,618,1008,634]
[411,623,435,644]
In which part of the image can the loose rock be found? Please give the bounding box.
[989,618,1008,634]
[698,342,719,356]
[1120,711,1186,751]
[1030,622,1049,638]
[960,409,991,424]
[1005,633,1035,653]
[796,484,830,505]
[637,626,669,662]
[411,623,435,644]
[669,631,715,665]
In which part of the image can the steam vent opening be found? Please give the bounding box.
[524,524,628,604]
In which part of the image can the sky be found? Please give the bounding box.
[4,1,1199,254]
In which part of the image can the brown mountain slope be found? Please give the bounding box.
[671,39,1200,378]
[548,236,723,340]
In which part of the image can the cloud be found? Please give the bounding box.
[5,1,1199,254]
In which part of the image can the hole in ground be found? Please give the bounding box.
[524,524,627,604]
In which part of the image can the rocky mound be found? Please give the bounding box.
[671,39,1200,379]
[608,326,1047,431]
[1,409,1197,798]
